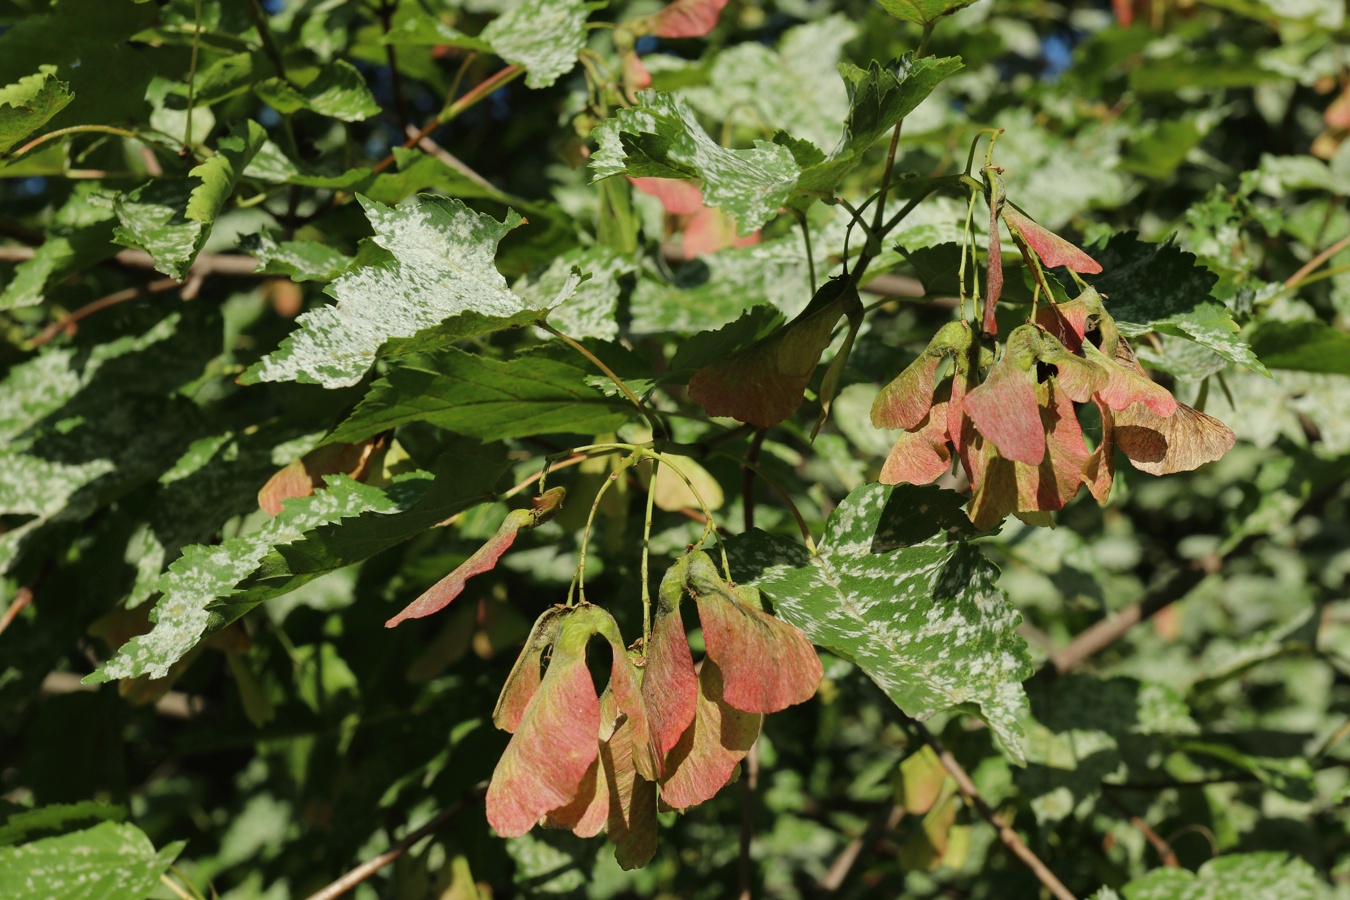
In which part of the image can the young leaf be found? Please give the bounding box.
[328,348,636,444]
[243,195,552,388]
[481,0,590,89]
[728,483,1034,762]
[0,821,184,900]
[591,90,800,233]
[0,68,73,156]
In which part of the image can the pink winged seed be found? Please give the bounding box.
[650,0,730,37]
[641,582,699,775]
[485,632,601,838]
[685,553,822,715]
[658,660,762,811]
[964,352,1045,466]
[1003,209,1103,274]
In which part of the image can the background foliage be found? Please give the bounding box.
[1,0,1349,898]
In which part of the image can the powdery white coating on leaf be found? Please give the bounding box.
[89,477,401,682]
[591,90,800,233]
[516,246,636,341]
[728,483,1033,763]
[0,821,184,900]
[481,0,590,89]
[245,195,535,388]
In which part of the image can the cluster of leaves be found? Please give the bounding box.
[2,0,1349,898]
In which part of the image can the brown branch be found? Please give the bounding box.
[1104,795,1178,868]
[41,671,205,719]
[304,783,487,900]
[372,65,522,176]
[0,246,262,276]
[0,586,34,638]
[1285,232,1350,289]
[742,427,768,532]
[29,278,182,349]
[818,800,904,892]
[907,717,1078,900]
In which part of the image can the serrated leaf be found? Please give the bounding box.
[1120,852,1326,900]
[112,121,265,279]
[253,59,379,122]
[481,0,590,89]
[86,475,407,683]
[592,90,800,233]
[517,246,638,341]
[1088,233,1268,375]
[727,483,1033,762]
[0,821,184,900]
[241,233,354,282]
[681,16,858,153]
[874,0,978,25]
[328,348,635,443]
[0,69,73,156]
[243,194,543,388]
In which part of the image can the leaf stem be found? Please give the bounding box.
[184,0,204,153]
[571,456,636,604]
[717,451,816,554]
[1284,233,1350,290]
[540,321,666,438]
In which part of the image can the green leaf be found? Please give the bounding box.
[0,69,73,156]
[481,0,591,89]
[240,233,354,282]
[253,60,380,122]
[0,803,125,847]
[517,247,638,341]
[1017,677,1198,824]
[680,16,859,153]
[112,121,266,279]
[380,13,492,50]
[665,304,785,381]
[0,821,184,900]
[874,0,978,25]
[726,483,1034,762]
[1246,321,1350,374]
[242,195,557,388]
[1088,233,1269,375]
[328,348,636,444]
[0,184,117,310]
[192,51,271,106]
[1129,52,1284,94]
[1120,853,1326,899]
[226,451,508,621]
[86,475,406,683]
[592,90,800,233]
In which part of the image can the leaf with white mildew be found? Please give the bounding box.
[591,90,800,233]
[243,194,575,388]
[727,482,1034,763]
[0,821,184,900]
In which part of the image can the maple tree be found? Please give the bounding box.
[2,0,1349,898]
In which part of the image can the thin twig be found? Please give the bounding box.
[405,126,501,195]
[29,278,181,348]
[742,427,768,533]
[1284,232,1350,289]
[906,717,1077,900]
[818,800,904,891]
[0,586,34,638]
[1104,795,1178,867]
[41,672,205,719]
[372,65,522,176]
[737,741,760,900]
[0,246,262,276]
[304,783,487,900]
[243,0,293,85]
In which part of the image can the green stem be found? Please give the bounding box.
[571,454,639,605]
[796,210,817,294]
[648,450,730,579]
[541,321,665,438]
[641,456,659,647]
[715,451,816,554]
[184,0,203,152]
[243,0,293,85]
